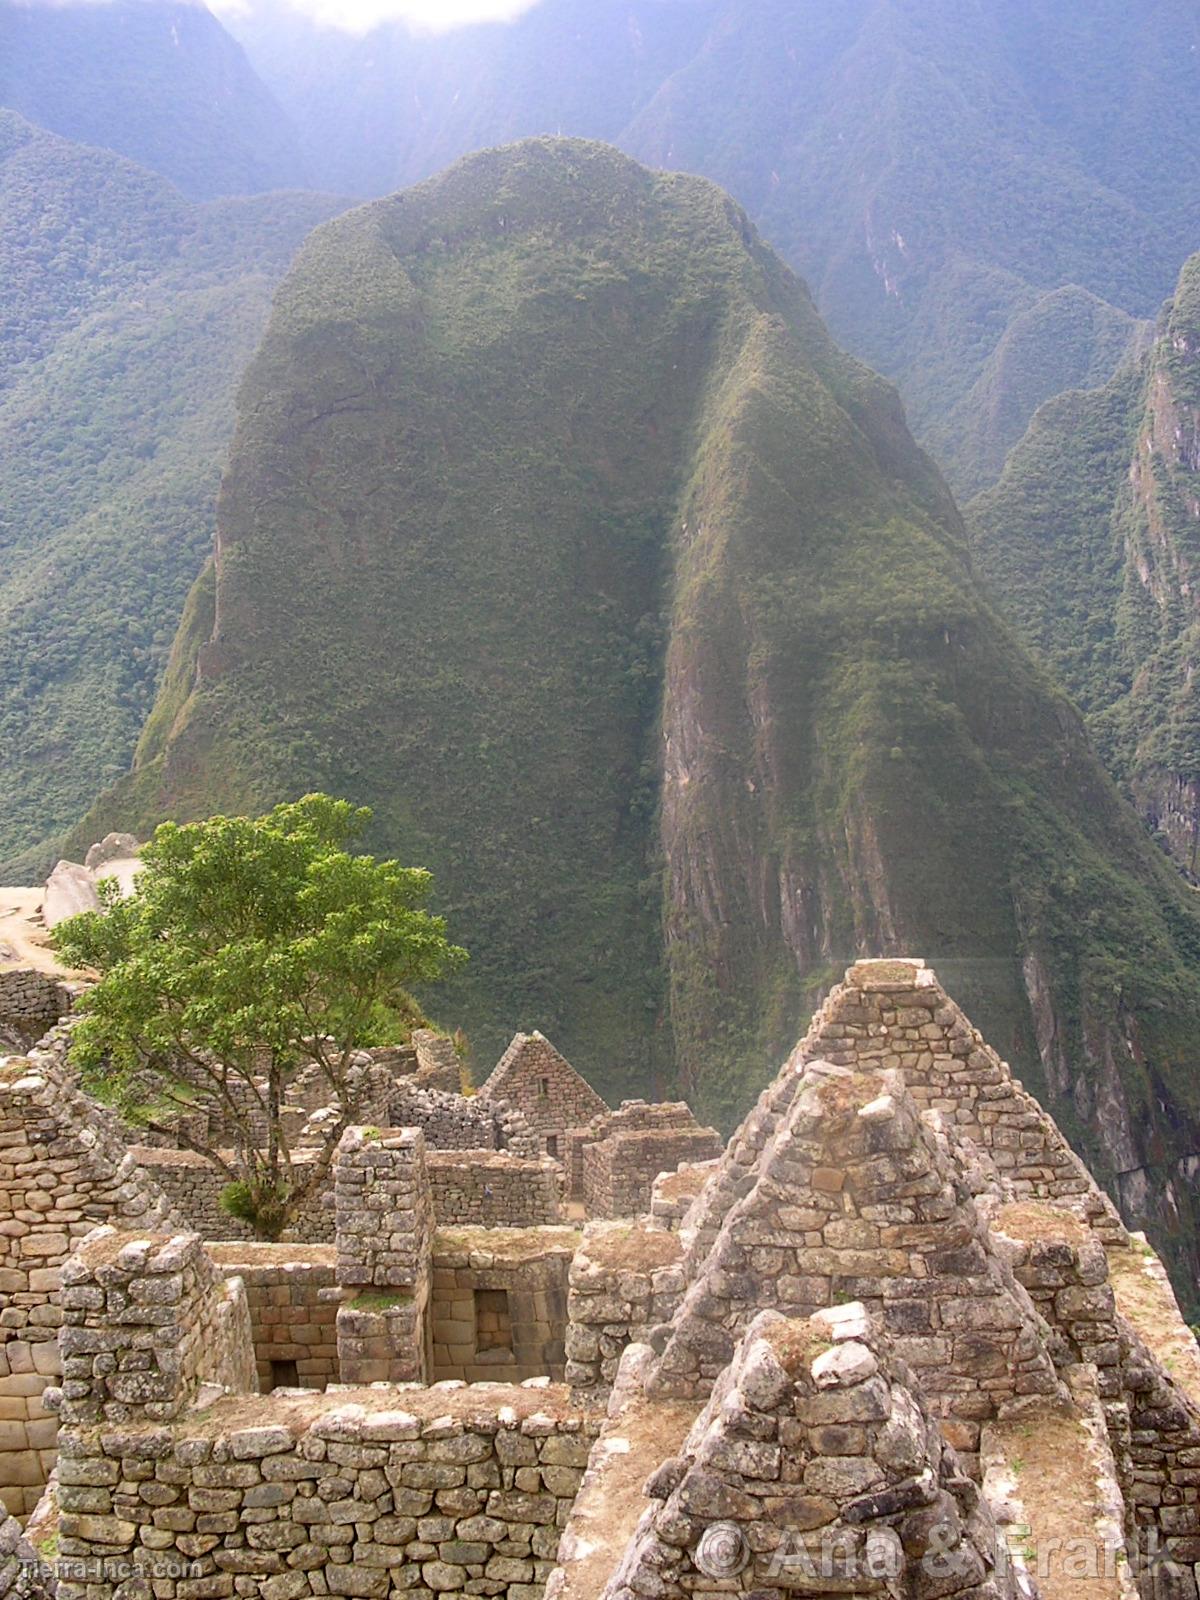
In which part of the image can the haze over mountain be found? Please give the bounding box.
[226,0,1200,494]
[72,140,1200,1286]
[0,0,306,199]
[0,109,339,876]
[970,252,1200,879]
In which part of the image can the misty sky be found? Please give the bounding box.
[210,0,540,31]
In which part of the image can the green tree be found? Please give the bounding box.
[52,794,467,1239]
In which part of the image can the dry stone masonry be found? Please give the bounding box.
[566,1303,1025,1600]
[480,1034,608,1159]
[51,1226,256,1427]
[0,1040,180,1517]
[8,959,1200,1600]
[0,971,82,1052]
[426,1151,564,1228]
[334,1128,433,1386]
[429,1228,574,1384]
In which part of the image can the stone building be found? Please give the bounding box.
[479,1032,608,1159]
[4,958,1200,1600]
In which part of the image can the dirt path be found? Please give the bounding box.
[555,1391,696,1599]
[1108,1239,1200,1408]
[0,887,70,974]
[985,1406,1131,1600]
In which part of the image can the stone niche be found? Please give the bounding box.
[429,1227,575,1384]
[207,1243,340,1392]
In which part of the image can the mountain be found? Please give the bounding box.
[228,0,1200,494]
[0,0,305,199]
[0,110,340,877]
[970,250,1200,876]
[75,139,1200,1290]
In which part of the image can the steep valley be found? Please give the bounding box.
[0,110,341,875]
[71,138,1200,1295]
[970,252,1200,880]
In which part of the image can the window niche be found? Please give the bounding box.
[474,1288,514,1355]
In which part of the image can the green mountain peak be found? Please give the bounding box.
[76,138,1200,1295]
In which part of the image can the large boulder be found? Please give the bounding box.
[42,860,100,929]
[84,832,139,871]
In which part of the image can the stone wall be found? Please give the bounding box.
[0,969,80,1052]
[334,1128,433,1386]
[208,1245,340,1393]
[0,1043,179,1517]
[673,960,1129,1296]
[480,1034,608,1157]
[426,1151,563,1227]
[803,960,1128,1242]
[581,1126,723,1219]
[646,1059,1065,1476]
[133,1146,334,1243]
[53,1227,256,1427]
[139,1141,557,1241]
[388,1080,540,1160]
[53,1384,601,1600]
[564,1220,683,1397]
[411,1030,462,1094]
[649,1160,718,1230]
[429,1229,574,1385]
[561,1101,701,1201]
[992,1199,1200,1589]
[554,1303,1022,1600]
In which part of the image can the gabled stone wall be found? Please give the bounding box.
[561,1304,1022,1600]
[480,1034,608,1155]
[647,1060,1064,1475]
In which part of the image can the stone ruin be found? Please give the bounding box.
[1,958,1199,1599]
[0,999,717,1524]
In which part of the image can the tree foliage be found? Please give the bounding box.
[52,794,467,1240]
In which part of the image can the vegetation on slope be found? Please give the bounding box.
[0,112,340,876]
[969,250,1200,876]
[232,0,1200,493]
[0,0,305,199]
[81,143,1200,1297]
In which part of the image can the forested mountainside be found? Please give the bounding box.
[0,111,340,877]
[74,140,1200,1285]
[0,0,305,199]
[970,252,1200,879]
[228,0,1200,494]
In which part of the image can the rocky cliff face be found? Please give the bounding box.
[1118,257,1200,870]
[78,141,1200,1279]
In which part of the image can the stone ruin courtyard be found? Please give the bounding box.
[0,961,1199,1598]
